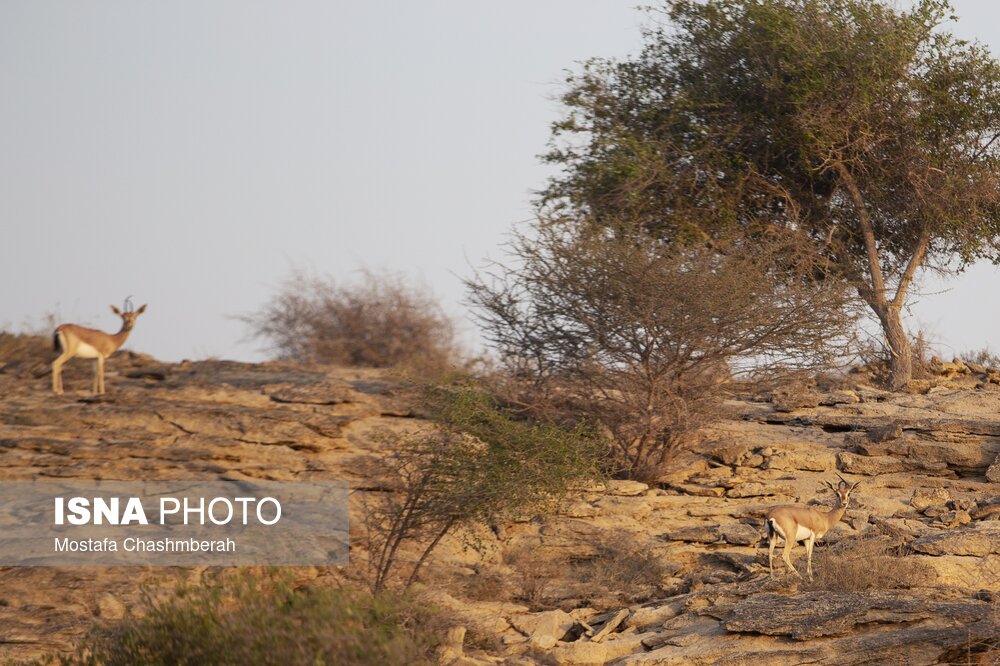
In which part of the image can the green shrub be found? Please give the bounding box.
[53,575,448,666]
[365,386,604,592]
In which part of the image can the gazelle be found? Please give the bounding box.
[765,474,859,581]
[52,298,147,395]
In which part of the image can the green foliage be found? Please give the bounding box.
[51,575,446,666]
[366,387,603,591]
[543,0,1000,387]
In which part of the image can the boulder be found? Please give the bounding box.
[605,480,649,497]
[510,609,578,646]
[547,641,608,666]
[715,592,987,641]
[932,510,972,528]
[911,487,950,511]
[763,449,838,472]
[867,422,903,443]
[987,453,1000,483]
[719,522,761,546]
[837,452,952,477]
[909,525,1000,557]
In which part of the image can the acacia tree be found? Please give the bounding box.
[544,0,1000,389]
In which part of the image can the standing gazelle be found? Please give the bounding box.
[765,474,859,581]
[52,299,147,395]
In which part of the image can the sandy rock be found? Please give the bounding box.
[911,487,950,511]
[819,390,860,406]
[625,600,686,631]
[710,443,756,466]
[987,453,1000,483]
[605,480,649,497]
[563,501,600,519]
[763,448,838,472]
[910,525,1000,556]
[715,591,987,640]
[719,522,761,546]
[932,510,972,528]
[665,525,720,543]
[547,641,608,666]
[867,422,903,443]
[771,387,823,412]
[726,482,794,498]
[669,483,725,498]
[509,609,577,645]
[436,626,466,664]
[837,451,951,477]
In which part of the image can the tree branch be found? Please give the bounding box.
[834,162,888,310]
[892,227,931,309]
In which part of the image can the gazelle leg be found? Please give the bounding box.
[782,539,801,578]
[805,535,816,581]
[96,356,105,395]
[768,535,776,576]
[52,353,71,394]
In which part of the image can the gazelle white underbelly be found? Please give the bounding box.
[770,521,815,543]
[75,342,101,359]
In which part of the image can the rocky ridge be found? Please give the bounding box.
[0,351,997,664]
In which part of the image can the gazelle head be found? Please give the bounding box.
[824,474,860,507]
[110,297,147,331]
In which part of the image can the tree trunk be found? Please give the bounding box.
[878,306,912,391]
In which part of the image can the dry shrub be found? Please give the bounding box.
[570,534,672,606]
[806,536,936,592]
[470,221,857,480]
[243,269,459,373]
[0,331,50,366]
[461,569,515,604]
[504,547,565,611]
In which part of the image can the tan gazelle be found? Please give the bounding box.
[765,474,859,580]
[52,298,147,395]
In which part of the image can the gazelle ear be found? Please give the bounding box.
[822,481,835,491]
[110,305,122,316]
[851,482,861,491]
[136,304,147,315]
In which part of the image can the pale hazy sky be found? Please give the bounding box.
[1,1,999,362]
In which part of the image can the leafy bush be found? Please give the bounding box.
[364,387,603,592]
[52,575,448,666]
[243,269,459,373]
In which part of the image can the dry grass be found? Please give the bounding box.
[805,536,936,592]
[568,534,673,608]
[504,547,565,611]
